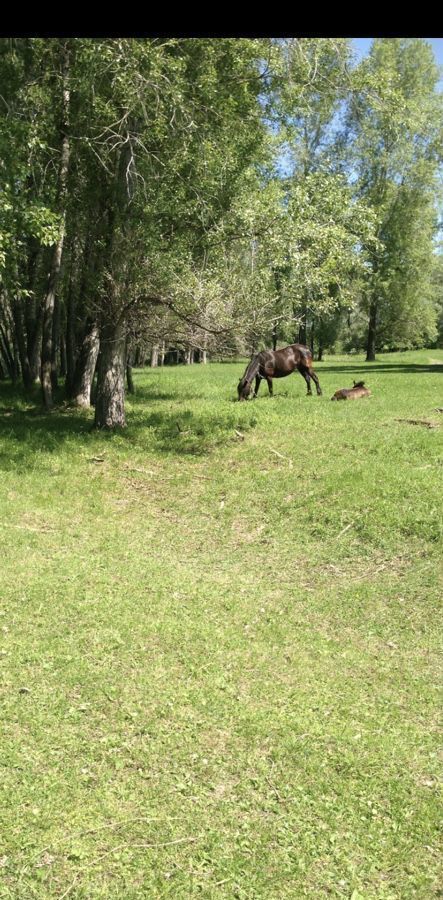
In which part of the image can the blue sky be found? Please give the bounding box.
[353,38,443,89]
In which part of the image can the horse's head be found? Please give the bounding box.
[237,378,251,401]
[353,380,366,388]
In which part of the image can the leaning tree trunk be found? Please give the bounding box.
[70,320,100,406]
[94,321,126,429]
[41,41,71,409]
[0,323,15,380]
[366,299,378,362]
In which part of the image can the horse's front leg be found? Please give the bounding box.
[266,376,273,397]
[253,375,262,398]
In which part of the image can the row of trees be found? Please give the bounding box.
[0,38,442,426]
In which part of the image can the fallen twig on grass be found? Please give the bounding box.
[336,522,354,540]
[81,816,180,836]
[268,448,293,467]
[58,836,198,897]
[89,836,197,866]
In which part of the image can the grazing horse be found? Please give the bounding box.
[331,380,371,401]
[237,344,322,401]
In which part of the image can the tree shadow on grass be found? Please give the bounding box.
[130,385,201,403]
[0,396,256,469]
[317,362,443,375]
[0,404,94,472]
[127,406,257,456]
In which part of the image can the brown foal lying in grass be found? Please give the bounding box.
[331,380,371,401]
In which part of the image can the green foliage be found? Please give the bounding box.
[0,37,442,392]
[344,39,443,352]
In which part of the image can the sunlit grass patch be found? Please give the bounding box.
[0,350,442,898]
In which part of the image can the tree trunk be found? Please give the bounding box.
[65,272,76,395]
[126,361,135,394]
[12,298,33,390]
[159,340,165,366]
[94,322,126,428]
[29,306,43,382]
[41,41,71,408]
[366,299,378,361]
[126,338,135,393]
[51,294,60,391]
[310,318,315,355]
[0,323,15,380]
[71,320,100,407]
[272,322,278,351]
[12,337,20,385]
[60,332,67,377]
[150,343,159,367]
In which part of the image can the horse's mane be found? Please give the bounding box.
[239,354,261,387]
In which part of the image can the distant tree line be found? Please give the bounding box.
[0,38,441,425]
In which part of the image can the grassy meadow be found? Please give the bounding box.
[0,350,442,898]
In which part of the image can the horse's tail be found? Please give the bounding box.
[238,354,261,398]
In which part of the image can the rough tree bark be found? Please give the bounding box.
[71,320,100,407]
[94,321,126,428]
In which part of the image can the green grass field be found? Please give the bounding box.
[0,350,442,899]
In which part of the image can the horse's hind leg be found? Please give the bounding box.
[309,367,322,396]
[298,365,312,395]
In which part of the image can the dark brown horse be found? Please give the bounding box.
[237,344,322,400]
